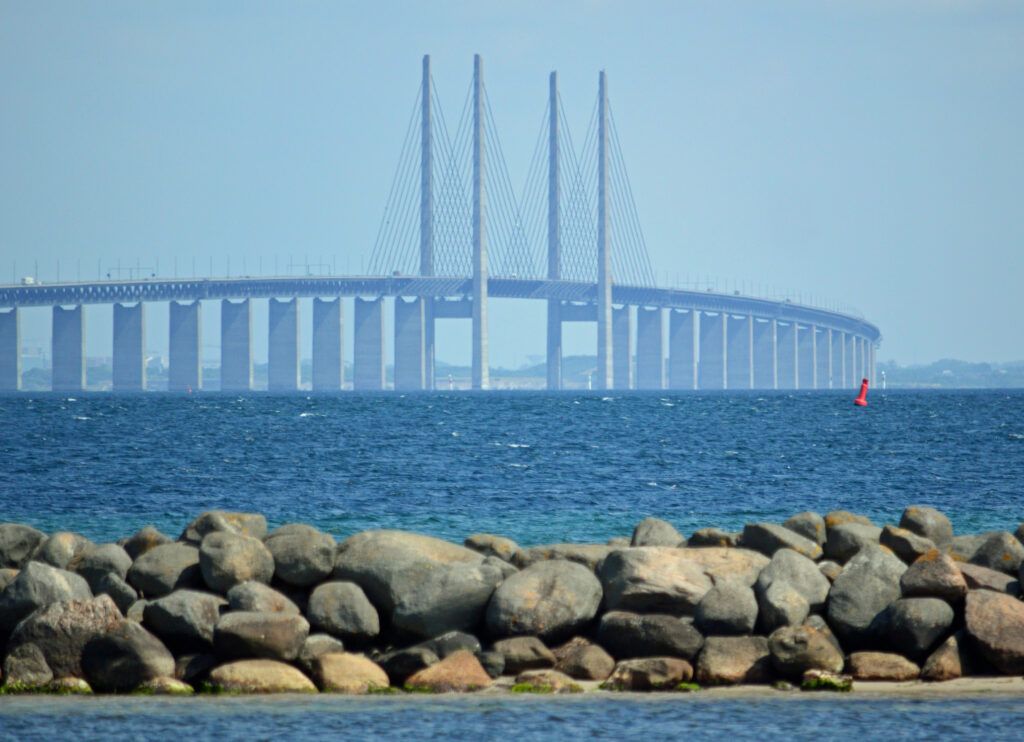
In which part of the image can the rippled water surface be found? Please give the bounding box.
[0,390,1021,542]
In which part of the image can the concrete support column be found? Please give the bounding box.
[824,329,834,390]
[612,305,632,390]
[394,297,425,391]
[752,318,776,389]
[846,333,855,388]
[726,314,753,390]
[798,324,815,390]
[169,301,202,391]
[546,301,561,390]
[776,322,797,390]
[668,309,696,390]
[698,312,726,390]
[0,308,21,391]
[312,298,343,391]
[52,305,85,392]
[870,343,876,387]
[471,54,489,390]
[220,299,253,392]
[268,298,299,391]
[113,302,145,391]
[354,297,385,390]
[636,307,664,390]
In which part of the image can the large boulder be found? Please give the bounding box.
[783,512,826,545]
[72,543,133,592]
[464,534,519,562]
[695,636,772,685]
[553,637,615,680]
[264,528,335,588]
[120,526,171,560]
[599,547,712,614]
[921,631,980,682]
[198,532,274,593]
[513,544,613,571]
[596,611,704,660]
[127,543,201,598]
[958,563,1020,596]
[677,547,769,587]
[880,526,936,565]
[740,523,822,560]
[180,511,268,544]
[949,533,998,563]
[306,581,380,642]
[882,598,954,661]
[35,532,91,569]
[755,548,831,610]
[826,547,906,648]
[824,523,882,563]
[392,561,504,638]
[377,646,439,685]
[405,650,491,692]
[486,560,602,641]
[694,581,757,635]
[81,621,175,693]
[226,581,300,615]
[309,652,388,693]
[0,561,92,634]
[143,589,226,650]
[208,659,315,693]
[964,589,1024,674]
[0,523,46,568]
[296,633,346,675]
[603,657,693,690]
[214,611,310,661]
[758,581,809,632]
[630,517,684,547]
[969,532,1024,576]
[491,636,555,674]
[417,630,482,659]
[824,511,873,529]
[899,506,953,549]
[768,625,844,679]
[7,594,122,677]
[900,550,968,602]
[94,572,138,614]
[848,651,920,681]
[2,642,53,687]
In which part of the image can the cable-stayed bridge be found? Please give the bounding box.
[0,55,880,393]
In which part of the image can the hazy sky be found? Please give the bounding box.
[1,0,1022,367]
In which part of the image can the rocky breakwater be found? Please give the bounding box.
[1,506,1023,695]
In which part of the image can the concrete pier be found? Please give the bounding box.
[668,309,696,390]
[698,311,726,389]
[394,297,426,391]
[798,324,816,390]
[354,297,385,391]
[776,321,798,390]
[613,305,632,390]
[312,298,343,391]
[112,302,145,391]
[636,307,664,390]
[169,301,202,391]
[220,299,253,392]
[726,314,753,390]
[52,305,85,392]
[268,298,299,391]
[0,308,20,391]
[753,318,776,390]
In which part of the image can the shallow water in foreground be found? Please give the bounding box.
[0,694,1022,740]
[0,390,1021,542]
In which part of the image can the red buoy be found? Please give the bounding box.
[853,378,869,407]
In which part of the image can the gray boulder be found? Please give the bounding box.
[296,633,346,674]
[695,636,772,685]
[214,611,310,661]
[900,551,967,602]
[0,523,45,568]
[768,625,844,679]
[81,621,175,692]
[120,525,172,560]
[264,528,335,588]
[899,506,953,549]
[759,582,809,632]
[198,532,275,593]
[227,581,300,615]
[631,517,684,547]
[694,581,757,635]
[306,581,380,641]
[882,597,954,662]
[482,555,517,579]
[464,534,519,562]
[740,523,822,560]
[824,522,882,563]
[880,525,937,565]
[127,543,201,598]
[486,559,602,641]
[2,642,53,687]
[265,523,321,539]
[94,572,138,614]
[0,567,18,591]
[964,589,1024,674]
[958,562,1020,596]
[179,510,267,544]
[824,510,874,528]
[73,543,133,590]
[417,630,482,659]
[393,560,504,638]
[818,561,842,582]
[491,636,555,674]
[378,646,439,684]
[755,548,831,610]
[949,532,998,563]
[687,528,739,548]
[8,594,122,677]
[827,546,906,648]
[598,547,712,614]
[596,611,704,660]
[175,653,218,684]
[783,512,826,545]
[35,532,91,569]
[969,532,1024,576]
[476,650,505,678]
[513,544,613,571]
[0,560,92,634]
[143,589,226,649]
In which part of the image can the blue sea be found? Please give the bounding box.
[1,389,1023,739]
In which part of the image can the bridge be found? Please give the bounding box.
[0,55,880,393]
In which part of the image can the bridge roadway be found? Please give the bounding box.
[0,275,880,392]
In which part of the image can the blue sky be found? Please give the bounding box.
[1,1,1021,367]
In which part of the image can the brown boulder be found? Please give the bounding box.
[311,652,389,693]
[514,669,581,693]
[405,650,492,692]
[958,563,1021,596]
[603,657,693,691]
[553,637,615,680]
[695,636,772,685]
[7,594,122,678]
[900,550,967,602]
[848,651,919,681]
[208,659,316,693]
[964,589,1024,674]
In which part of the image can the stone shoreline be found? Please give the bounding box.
[1,507,1023,696]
